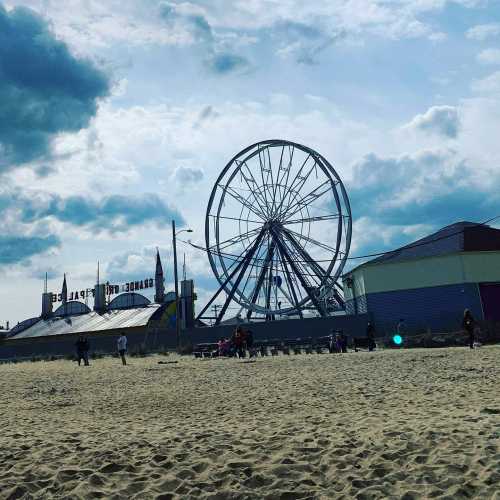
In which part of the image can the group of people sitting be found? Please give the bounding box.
[217,326,254,358]
[328,331,348,353]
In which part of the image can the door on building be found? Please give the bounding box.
[479,283,500,322]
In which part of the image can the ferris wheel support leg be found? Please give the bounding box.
[264,262,274,321]
[275,245,303,319]
[214,230,267,325]
[283,229,345,310]
[196,230,266,322]
[246,241,276,320]
[271,229,327,317]
[282,228,330,280]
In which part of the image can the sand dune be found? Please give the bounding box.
[0,346,499,499]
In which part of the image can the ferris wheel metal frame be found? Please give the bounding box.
[196,139,352,325]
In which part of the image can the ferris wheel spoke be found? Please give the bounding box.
[271,145,285,216]
[282,213,341,226]
[210,226,263,252]
[275,153,314,217]
[223,185,267,220]
[273,146,297,216]
[209,214,263,225]
[283,227,339,254]
[236,160,270,217]
[280,180,335,222]
[257,147,273,217]
[265,146,280,216]
[279,158,319,219]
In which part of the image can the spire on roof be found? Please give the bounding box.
[61,273,68,304]
[154,248,165,303]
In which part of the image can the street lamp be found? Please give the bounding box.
[172,220,193,351]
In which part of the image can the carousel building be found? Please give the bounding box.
[1,251,196,358]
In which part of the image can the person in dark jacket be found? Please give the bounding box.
[341,332,348,353]
[462,309,476,349]
[245,329,254,350]
[366,322,376,352]
[75,335,90,366]
[335,331,343,353]
[328,333,335,353]
[233,327,246,358]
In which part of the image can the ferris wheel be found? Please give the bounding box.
[197,139,352,324]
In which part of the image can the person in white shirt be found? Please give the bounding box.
[117,333,128,365]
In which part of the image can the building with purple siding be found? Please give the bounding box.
[342,221,500,334]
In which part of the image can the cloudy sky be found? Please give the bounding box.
[1,0,500,325]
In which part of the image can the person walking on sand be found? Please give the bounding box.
[245,329,254,350]
[462,309,476,349]
[328,333,335,353]
[117,332,128,365]
[397,318,406,337]
[335,331,343,353]
[341,332,348,353]
[366,321,376,352]
[75,335,90,366]
[233,327,246,358]
[82,336,90,366]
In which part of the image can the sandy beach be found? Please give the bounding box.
[0,346,499,499]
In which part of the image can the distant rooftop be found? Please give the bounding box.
[349,221,500,272]
[7,304,165,341]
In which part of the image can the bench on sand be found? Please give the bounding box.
[193,333,367,358]
[352,338,375,351]
[193,342,219,358]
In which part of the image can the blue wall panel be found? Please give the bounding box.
[345,295,368,315]
[366,283,483,334]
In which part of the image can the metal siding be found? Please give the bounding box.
[345,295,368,315]
[462,253,500,283]
[362,255,464,294]
[479,283,500,322]
[365,283,483,334]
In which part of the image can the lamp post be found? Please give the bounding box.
[172,220,193,351]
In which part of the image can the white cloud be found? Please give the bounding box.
[403,105,460,138]
[6,0,193,52]
[477,48,500,65]
[466,23,500,41]
[170,165,205,188]
[349,217,431,256]
[472,71,500,94]
[5,0,470,54]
